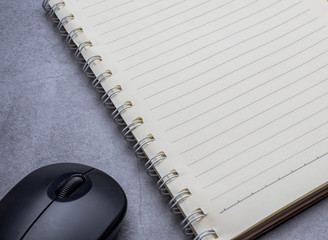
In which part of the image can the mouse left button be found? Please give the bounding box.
[0,163,92,240]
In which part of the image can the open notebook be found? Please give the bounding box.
[42,0,328,239]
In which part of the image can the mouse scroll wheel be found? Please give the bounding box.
[55,176,85,199]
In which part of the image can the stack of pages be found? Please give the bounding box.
[43,0,328,239]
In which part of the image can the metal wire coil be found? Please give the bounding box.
[92,70,112,93]
[111,101,133,125]
[122,117,143,141]
[168,189,191,214]
[194,229,218,240]
[44,3,216,239]
[66,27,83,49]
[133,134,154,159]
[144,151,167,177]
[57,14,74,36]
[101,85,122,109]
[49,1,66,22]
[83,55,103,78]
[156,170,179,195]
[42,0,51,11]
[75,41,93,64]
[181,209,206,235]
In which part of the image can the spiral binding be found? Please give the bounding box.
[42,0,52,11]
[83,55,102,78]
[92,70,112,93]
[133,134,154,159]
[75,41,93,64]
[43,2,217,239]
[57,14,74,36]
[122,117,143,141]
[111,101,133,125]
[101,85,122,109]
[169,188,191,214]
[66,27,83,50]
[194,229,218,240]
[49,1,65,21]
[181,209,206,235]
[144,151,167,177]
[156,169,179,195]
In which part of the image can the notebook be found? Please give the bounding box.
[42,0,328,239]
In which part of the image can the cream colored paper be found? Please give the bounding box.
[49,0,328,239]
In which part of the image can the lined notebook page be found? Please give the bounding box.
[58,0,328,239]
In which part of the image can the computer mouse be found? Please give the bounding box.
[0,163,127,240]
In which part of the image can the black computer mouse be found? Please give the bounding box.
[0,163,127,240]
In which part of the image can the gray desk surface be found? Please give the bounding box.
[0,1,327,239]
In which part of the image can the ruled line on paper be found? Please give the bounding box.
[119,0,284,63]
[154,22,323,116]
[128,1,302,78]
[82,0,107,10]
[181,73,328,155]
[94,0,162,27]
[211,137,328,201]
[123,0,285,70]
[130,1,268,77]
[108,0,239,48]
[183,61,328,166]
[209,118,328,188]
[187,94,328,170]
[134,1,302,91]
[199,107,328,186]
[87,0,135,18]
[219,151,328,213]
[142,18,316,86]
[118,0,284,62]
[100,0,188,36]
[165,38,328,135]
[140,9,312,98]
[104,0,211,36]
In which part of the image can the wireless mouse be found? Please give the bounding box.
[0,163,127,240]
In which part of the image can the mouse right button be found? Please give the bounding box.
[84,168,128,237]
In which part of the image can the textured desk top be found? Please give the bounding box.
[0,1,327,239]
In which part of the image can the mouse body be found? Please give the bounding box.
[0,163,127,240]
